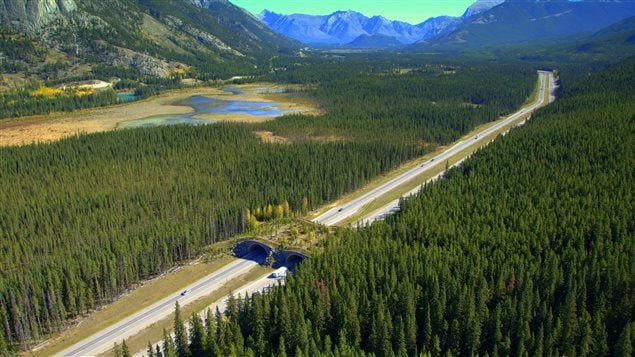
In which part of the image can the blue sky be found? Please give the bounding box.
[230,0,476,24]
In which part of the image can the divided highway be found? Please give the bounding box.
[56,252,265,357]
[314,71,555,226]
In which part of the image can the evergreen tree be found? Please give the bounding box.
[113,342,121,357]
[615,323,634,357]
[173,302,189,357]
[277,335,288,357]
[147,341,155,357]
[205,308,219,355]
[189,313,206,357]
[121,339,131,357]
[162,328,176,357]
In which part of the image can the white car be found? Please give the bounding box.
[180,289,190,296]
[271,267,288,278]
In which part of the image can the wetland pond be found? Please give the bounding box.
[118,88,299,129]
[117,92,139,103]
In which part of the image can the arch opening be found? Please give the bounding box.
[284,254,305,270]
[245,243,269,263]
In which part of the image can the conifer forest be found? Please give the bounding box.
[0,1,633,354]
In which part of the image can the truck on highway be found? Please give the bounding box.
[270,267,288,278]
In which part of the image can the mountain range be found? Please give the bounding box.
[257,0,635,49]
[1,0,632,77]
[258,1,505,46]
[0,0,299,77]
[415,0,635,50]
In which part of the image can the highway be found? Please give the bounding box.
[56,252,265,357]
[314,71,554,226]
[132,270,284,356]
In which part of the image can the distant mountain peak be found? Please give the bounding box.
[334,10,361,15]
[258,9,464,45]
[257,1,522,47]
[369,15,390,22]
[463,0,506,19]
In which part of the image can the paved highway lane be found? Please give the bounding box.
[57,252,265,357]
[314,71,553,226]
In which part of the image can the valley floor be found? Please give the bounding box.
[0,84,317,147]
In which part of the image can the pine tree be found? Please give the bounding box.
[215,307,228,354]
[302,197,309,213]
[615,323,633,357]
[163,328,176,357]
[283,200,291,216]
[121,339,131,357]
[265,204,273,220]
[147,341,155,357]
[277,335,288,357]
[113,341,121,357]
[432,335,441,357]
[205,308,218,355]
[274,204,284,219]
[173,302,189,357]
[591,305,608,356]
[396,318,408,357]
[189,312,206,357]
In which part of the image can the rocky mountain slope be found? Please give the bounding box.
[0,0,299,78]
[346,34,404,48]
[414,0,635,49]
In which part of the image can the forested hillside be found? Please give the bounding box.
[158,59,635,356]
[0,0,298,78]
[0,60,540,352]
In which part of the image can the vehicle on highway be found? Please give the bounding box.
[180,289,190,296]
[270,267,288,278]
[337,208,343,212]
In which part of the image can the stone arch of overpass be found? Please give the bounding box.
[234,239,308,268]
[234,240,274,262]
[285,253,305,267]
[274,250,308,269]
[248,242,270,256]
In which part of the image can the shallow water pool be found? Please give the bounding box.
[118,92,299,129]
